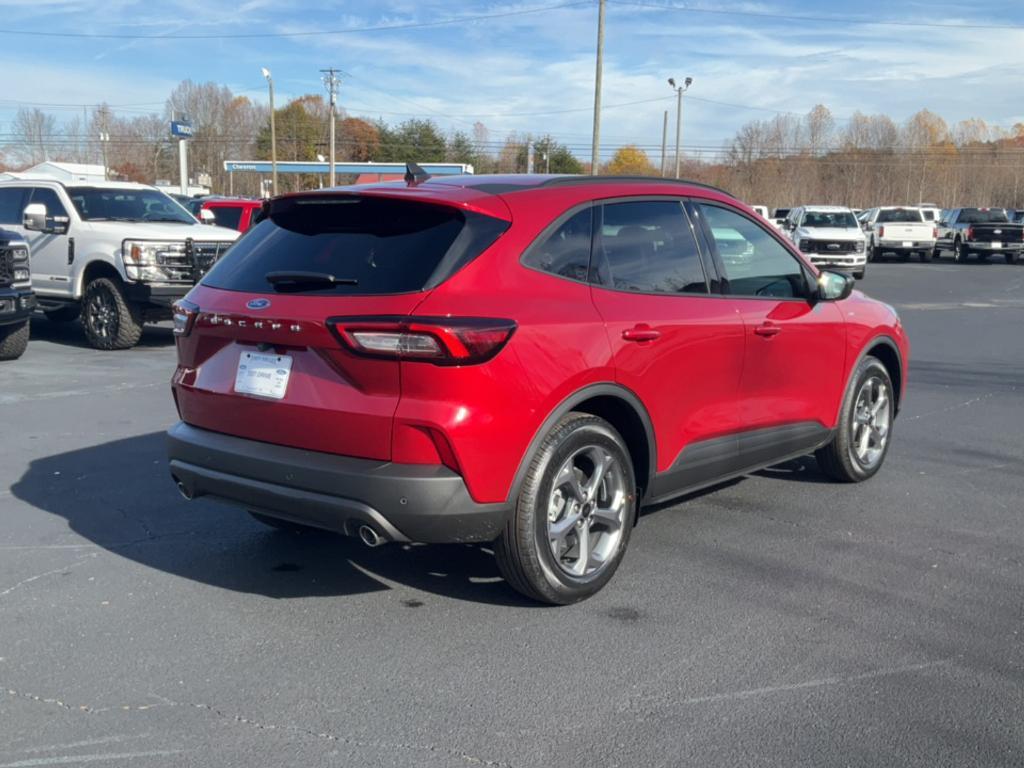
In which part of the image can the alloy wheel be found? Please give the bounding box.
[851,375,892,470]
[86,288,117,340]
[546,445,628,578]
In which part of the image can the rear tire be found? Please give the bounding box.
[816,356,895,483]
[44,305,81,323]
[920,249,933,263]
[494,412,637,605]
[954,240,967,263]
[869,245,880,262]
[81,277,143,350]
[0,320,29,360]
[1006,252,1019,265]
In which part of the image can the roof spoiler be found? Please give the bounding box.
[404,162,431,187]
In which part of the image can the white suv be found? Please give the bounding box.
[782,205,868,279]
[0,180,238,349]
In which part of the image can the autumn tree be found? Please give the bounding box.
[337,117,379,161]
[604,145,656,176]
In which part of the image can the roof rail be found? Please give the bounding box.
[540,175,734,197]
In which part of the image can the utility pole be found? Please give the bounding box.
[99,132,110,180]
[321,68,342,187]
[668,76,693,179]
[527,140,535,174]
[590,0,605,175]
[262,67,278,196]
[660,110,668,177]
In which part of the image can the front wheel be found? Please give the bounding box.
[816,356,895,483]
[854,269,865,280]
[495,412,637,605]
[81,277,143,350]
[0,321,29,360]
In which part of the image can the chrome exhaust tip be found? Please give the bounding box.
[358,525,383,547]
[174,478,195,501]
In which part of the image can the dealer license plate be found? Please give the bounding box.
[902,241,913,248]
[992,242,1002,249]
[234,352,292,400]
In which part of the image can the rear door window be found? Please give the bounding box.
[592,200,707,294]
[202,195,509,295]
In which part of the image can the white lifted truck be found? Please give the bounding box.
[0,180,238,349]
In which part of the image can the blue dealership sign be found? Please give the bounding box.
[170,120,194,138]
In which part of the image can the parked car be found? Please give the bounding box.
[0,229,34,360]
[859,207,937,262]
[198,198,262,233]
[781,205,868,278]
[0,180,239,349]
[934,207,1023,263]
[166,173,909,604]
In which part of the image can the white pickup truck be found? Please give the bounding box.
[0,180,238,349]
[781,205,868,279]
[859,207,937,263]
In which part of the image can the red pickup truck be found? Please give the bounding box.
[198,198,263,233]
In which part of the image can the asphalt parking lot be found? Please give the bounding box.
[2,262,1023,767]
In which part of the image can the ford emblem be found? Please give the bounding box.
[247,298,271,310]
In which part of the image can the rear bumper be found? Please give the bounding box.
[966,242,1024,253]
[0,288,34,326]
[877,241,935,251]
[166,421,508,544]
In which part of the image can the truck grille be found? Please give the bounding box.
[802,239,859,254]
[155,240,233,283]
[0,249,12,287]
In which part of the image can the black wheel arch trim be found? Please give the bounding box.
[504,382,658,506]
[849,334,905,417]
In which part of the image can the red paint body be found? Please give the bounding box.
[172,176,909,505]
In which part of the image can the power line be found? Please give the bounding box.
[0,1,591,39]
[612,0,1024,32]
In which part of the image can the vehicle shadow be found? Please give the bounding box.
[10,431,536,607]
[28,316,176,349]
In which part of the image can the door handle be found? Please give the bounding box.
[754,322,781,338]
[622,325,661,343]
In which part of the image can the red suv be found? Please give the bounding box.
[167,174,908,604]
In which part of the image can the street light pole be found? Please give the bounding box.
[262,67,278,196]
[660,110,668,177]
[590,0,605,175]
[668,76,693,180]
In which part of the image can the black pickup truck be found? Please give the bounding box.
[0,229,34,360]
[934,208,1023,264]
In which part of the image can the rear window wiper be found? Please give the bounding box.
[265,271,358,291]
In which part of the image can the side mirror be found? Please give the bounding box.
[817,270,855,302]
[23,203,47,231]
[199,209,216,224]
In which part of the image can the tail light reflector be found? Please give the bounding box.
[933,227,938,239]
[878,225,885,238]
[329,317,516,365]
[966,226,975,240]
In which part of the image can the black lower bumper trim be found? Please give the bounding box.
[124,283,190,308]
[166,422,508,544]
[0,289,34,326]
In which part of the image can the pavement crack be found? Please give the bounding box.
[0,554,96,599]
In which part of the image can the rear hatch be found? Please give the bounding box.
[172,192,509,461]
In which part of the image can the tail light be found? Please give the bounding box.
[172,299,199,337]
[329,317,517,365]
[933,227,938,239]
[966,226,975,240]
[878,225,885,237]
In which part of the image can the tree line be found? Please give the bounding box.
[5,79,1024,208]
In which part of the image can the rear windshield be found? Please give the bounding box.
[201,195,509,295]
[877,208,923,223]
[959,209,1009,224]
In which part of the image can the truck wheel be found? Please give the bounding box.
[0,320,30,361]
[82,277,143,350]
[495,412,637,605]
[1006,252,1019,265]
[920,250,933,263]
[954,240,967,263]
[44,306,81,323]
[869,245,880,262]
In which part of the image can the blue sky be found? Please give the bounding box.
[2,0,1023,160]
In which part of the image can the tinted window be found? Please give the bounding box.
[0,188,28,225]
[522,207,592,282]
[699,204,809,299]
[210,206,243,231]
[592,200,707,294]
[920,209,936,221]
[958,208,1009,224]
[203,195,509,296]
[876,208,922,224]
[29,187,68,219]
